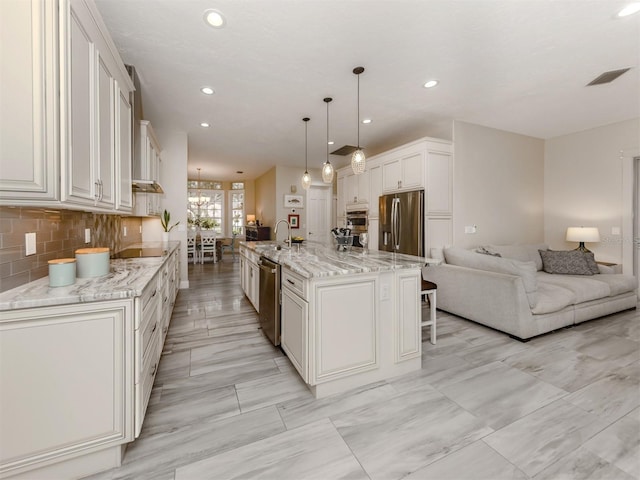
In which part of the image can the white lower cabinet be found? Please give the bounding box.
[240,246,260,312]
[312,276,378,383]
[134,274,160,438]
[0,300,134,479]
[280,266,421,398]
[281,286,308,381]
[0,248,180,479]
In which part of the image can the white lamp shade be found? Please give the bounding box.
[322,162,334,183]
[566,227,600,243]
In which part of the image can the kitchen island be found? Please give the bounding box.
[240,241,425,398]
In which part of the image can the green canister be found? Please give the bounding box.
[48,258,76,287]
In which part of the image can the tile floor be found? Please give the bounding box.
[84,260,640,480]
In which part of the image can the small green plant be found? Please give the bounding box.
[161,209,179,232]
[200,218,217,230]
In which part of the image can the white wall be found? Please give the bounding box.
[143,129,189,288]
[544,118,640,267]
[452,121,545,248]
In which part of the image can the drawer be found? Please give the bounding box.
[141,310,159,357]
[134,328,160,437]
[282,268,308,299]
[135,276,160,330]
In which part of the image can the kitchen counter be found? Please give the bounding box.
[240,240,425,278]
[0,241,180,311]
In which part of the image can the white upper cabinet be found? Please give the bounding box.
[0,0,59,201]
[368,164,382,218]
[382,149,424,193]
[61,0,132,211]
[0,0,134,213]
[116,82,133,210]
[426,148,453,215]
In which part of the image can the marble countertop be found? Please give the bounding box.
[0,242,180,312]
[240,241,425,279]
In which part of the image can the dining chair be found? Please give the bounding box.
[200,232,217,263]
[187,233,198,264]
[220,233,237,262]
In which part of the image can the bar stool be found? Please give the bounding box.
[421,279,437,344]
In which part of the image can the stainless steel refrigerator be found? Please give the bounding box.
[378,190,424,256]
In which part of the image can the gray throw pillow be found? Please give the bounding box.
[582,251,600,274]
[539,250,593,275]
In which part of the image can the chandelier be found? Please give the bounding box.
[188,168,210,206]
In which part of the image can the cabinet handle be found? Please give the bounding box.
[151,363,157,376]
[286,278,295,286]
[151,289,157,297]
[94,181,100,204]
[151,322,158,333]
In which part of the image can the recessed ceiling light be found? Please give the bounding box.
[200,122,210,128]
[423,80,439,88]
[617,2,640,16]
[328,141,334,145]
[204,9,226,28]
[362,119,372,124]
[200,86,215,95]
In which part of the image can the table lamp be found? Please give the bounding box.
[566,227,600,253]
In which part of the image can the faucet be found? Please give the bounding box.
[274,219,292,246]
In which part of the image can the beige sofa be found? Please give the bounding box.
[423,244,637,340]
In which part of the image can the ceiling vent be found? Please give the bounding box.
[586,68,631,86]
[331,145,359,156]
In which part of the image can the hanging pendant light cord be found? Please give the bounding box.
[305,120,308,171]
[356,73,360,149]
[326,100,329,160]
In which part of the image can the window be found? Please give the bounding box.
[187,181,244,236]
[187,188,223,234]
[229,190,245,236]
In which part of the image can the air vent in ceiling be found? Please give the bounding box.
[331,145,358,156]
[586,68,631,86]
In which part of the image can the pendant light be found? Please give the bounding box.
[322,97,335,183]
[301,117,312,190]
[351,66,366,174]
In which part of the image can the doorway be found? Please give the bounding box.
[307,185,332,244]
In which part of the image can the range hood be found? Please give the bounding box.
[132,179,164,194]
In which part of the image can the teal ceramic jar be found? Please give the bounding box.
[48,258,76,287]
[75,247,110,278]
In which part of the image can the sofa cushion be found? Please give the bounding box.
[444,247,538,308]
[537,273,610,303]
[484,244,548,271]
[587,274,637,297]
[531,282,575,315]
[539,250,593,275]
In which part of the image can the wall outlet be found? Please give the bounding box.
[25,232,36,256]
[464,225,477,234]
[84,228,91,243]
[611,226,621,235]
[123,226,128,237]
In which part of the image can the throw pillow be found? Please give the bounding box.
[582,251,600,274]
[538,250,593,275]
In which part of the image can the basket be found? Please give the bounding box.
[334,235,354,252]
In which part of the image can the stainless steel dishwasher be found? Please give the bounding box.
[258,256,281,345]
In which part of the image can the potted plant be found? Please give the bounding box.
[161,209,179,242]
